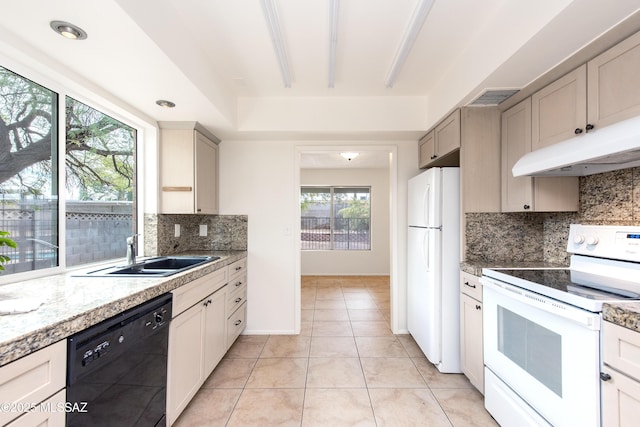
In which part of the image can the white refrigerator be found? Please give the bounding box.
[407,167,461,373]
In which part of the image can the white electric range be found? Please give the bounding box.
[480,224,640,427]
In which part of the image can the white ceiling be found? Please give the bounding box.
[1,0,640,166]
[300,151,390,169]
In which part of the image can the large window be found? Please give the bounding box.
[0,65,136,277]
[300,186,370,250]
[64,97,136,267]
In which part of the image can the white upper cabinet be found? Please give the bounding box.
[502,98,534,212]
[194,131,219,214]
[418,130,435,169]
[531,30,640,152]
[587,30,640,129]
[159,122,220,214]
[501,98,579,212]
[434,109,461,159]
[532,65,587,150]
[419,110,461,169]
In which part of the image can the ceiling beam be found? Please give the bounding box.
[385,0,435,88]
[328,0,340,88]
[260,0,292,88]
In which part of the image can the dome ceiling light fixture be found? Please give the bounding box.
[155,100,176,108]
[49,20,87,40]
[340,152,359,161]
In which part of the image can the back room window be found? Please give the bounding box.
[300,186,370,250]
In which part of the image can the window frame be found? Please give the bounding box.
[0,58,146,284]
[300,185,372,251]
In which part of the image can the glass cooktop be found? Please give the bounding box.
[482,267,640,312]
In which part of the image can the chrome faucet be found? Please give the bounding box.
[126,234,139,265]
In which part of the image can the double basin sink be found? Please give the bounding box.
[80,255,219,277]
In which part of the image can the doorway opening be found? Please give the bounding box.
[295,146,398,334]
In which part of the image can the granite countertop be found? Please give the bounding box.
[0,250,247,367]
[460,261,568,277]
[603,302,640,332]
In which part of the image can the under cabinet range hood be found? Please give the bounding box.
[512,115,640,177]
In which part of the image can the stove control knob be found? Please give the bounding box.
[573,234,585,244]
[586,235,599,246]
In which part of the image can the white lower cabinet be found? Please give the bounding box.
[6,389,66,427]
[203,289,227,376]
[167,259,248,425]
[601,321,640,427]
[167,269,228,425]
[0,340,66,427]
[226,258,248,349]
[167,300,206,425]
[459,272,484,393]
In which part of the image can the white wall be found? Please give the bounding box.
[300,168,390,276]
[217,141,298,334]
[219,140,419,335]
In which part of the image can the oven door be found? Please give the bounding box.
[481,277,601,427]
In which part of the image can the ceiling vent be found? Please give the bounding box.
[467,89,520,106]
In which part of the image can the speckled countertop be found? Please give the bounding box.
[460,261,568,277]
[603,302,640,332]
[0,250,246,367]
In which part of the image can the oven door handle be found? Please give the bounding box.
[480,277,601,330]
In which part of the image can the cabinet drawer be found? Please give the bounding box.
[172,268,228,317]
[227,301,247,346]
[0,341,66,427]
[228,258,247,281]
[460,272,482,301]
[227,272,247,295]
[227,282,247,317]
[603,321,640,381]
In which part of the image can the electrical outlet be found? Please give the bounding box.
[199,224,207,236]
[174,224,180,237]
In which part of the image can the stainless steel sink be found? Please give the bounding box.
[78,256,219,277]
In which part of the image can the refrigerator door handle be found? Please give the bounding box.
[422,230,430,271]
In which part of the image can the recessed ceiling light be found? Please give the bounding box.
[50,20,87,40]
[341,152,359,161]
[155,100,176,108]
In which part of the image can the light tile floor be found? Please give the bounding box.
[173,276,499,426]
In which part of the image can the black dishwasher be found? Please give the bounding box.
[67,293,172,427]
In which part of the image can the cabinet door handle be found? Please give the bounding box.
[430,154,438,160]
[523,204,530,210]
[235,266,242,271]
[464,281,477,289]
[235,281,243,287]
[574,127,584,134]
[235,298,242,303]
[475,304,481,310]
[234,319,242,326]
[600,372,612,381]
[162,186,192,192]
[585,123,594,132]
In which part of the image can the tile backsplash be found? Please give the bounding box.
[144,214,248,256]
[465,167,640,265]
